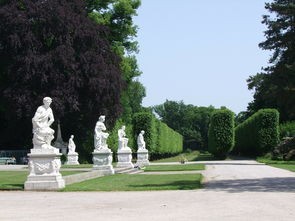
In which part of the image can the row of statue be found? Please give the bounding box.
[32,97,146,154]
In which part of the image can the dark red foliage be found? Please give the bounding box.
[0,0,123,147]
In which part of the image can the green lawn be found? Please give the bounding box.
[62,173,203,191]
[0,171,84,190]
[268,164,295,172]
[257,158,295,172]
[152,151,216,163]
[61,164,93,169]
[144,164,205,172]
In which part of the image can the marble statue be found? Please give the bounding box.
[68,135,76,154]
[118,125,129,150]
[94,115,109,151]
[137,130,146,150]
[32,97,55,149]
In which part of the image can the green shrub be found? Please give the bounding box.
[208,109,235,159]
[133,112,183,159]
[235,109,279,156]
[133,112,158,154]
[108,118,134,153]
[280,121,295,138]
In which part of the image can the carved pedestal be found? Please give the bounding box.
[24,148,65,191]
[92,149,114,175]
[136,149,149,167]
[117,148,134,168]
[66,152,79,165]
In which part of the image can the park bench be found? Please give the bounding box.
[0,157,16,165]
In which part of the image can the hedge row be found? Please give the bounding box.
[133,112,183,158]
[208,109,235,159]
[235,109,279,156]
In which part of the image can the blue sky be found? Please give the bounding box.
[134,0,272,114]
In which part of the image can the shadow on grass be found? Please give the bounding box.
[204,177,295,193]
[129,180,202,190]
[192,152,217,161]
[0,184,24,190]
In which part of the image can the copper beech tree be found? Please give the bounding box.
[0,0,124,147]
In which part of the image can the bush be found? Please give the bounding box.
[208,109,235,159]
[235,109,279,156]
[133,112,183,159]
[280,121,295,139]
[108,118,135,153]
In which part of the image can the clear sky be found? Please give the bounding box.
[134,0,272,114]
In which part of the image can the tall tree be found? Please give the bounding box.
[154,100,216,150]
[247,0,295,121]
[86,0,146,123]
[0,0,123,148]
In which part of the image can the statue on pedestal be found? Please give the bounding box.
[94,115,109,151]
[118,125,130,150]
[68,135,76,154]
[137,130,146,150]
[32,97,55,149]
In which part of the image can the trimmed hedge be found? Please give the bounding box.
[235,109,279,156]
[133,112,183,159]
[108,118,135,153]
[208,109,235,159]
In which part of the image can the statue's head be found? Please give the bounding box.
[141,130,145,135]
[99,115,105,122]
[122,125,126,130]
[71,135,74,139]
[43,97,52,108]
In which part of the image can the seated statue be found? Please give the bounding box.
[94,115,109,151]
[32,97,55,149]
[118,125,130,151]
[68,135,76,154]
[137,130,146,150]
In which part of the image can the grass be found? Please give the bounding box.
[268,164,295,172]
[61,164,92,169]
[144,164,205,172]
[151,150,216,163]
[62,173,203,191]
[257,158,295,172]
[0,171,85,190]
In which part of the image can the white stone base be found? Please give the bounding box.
[92,149,114,175]
[117,148,134,168]
[136,149,150,166]
[24,149,65,191]
[25,174,65,190]
[66,152,79,165]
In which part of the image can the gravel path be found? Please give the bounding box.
[0,161,294,221]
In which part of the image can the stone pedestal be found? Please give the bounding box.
[136,149,149,166]
[66,152,79,165]
[117,148,134,168]
[92,149,114,175]
[24,148,65,191]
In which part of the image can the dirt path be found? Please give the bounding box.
[0,161,294,221]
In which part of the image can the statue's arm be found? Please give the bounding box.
[32,107,43,128]
[47,108,54,126]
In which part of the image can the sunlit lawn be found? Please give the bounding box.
[257,158,295,172]
[0,171,84,190]
[144,164,205,172]
[62,173,203,191]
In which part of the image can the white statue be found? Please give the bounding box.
[32,97,55,149]
[137,130,146,150]
[118,125,129,150]
[68,135,76,154]
[94,115,109,151]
